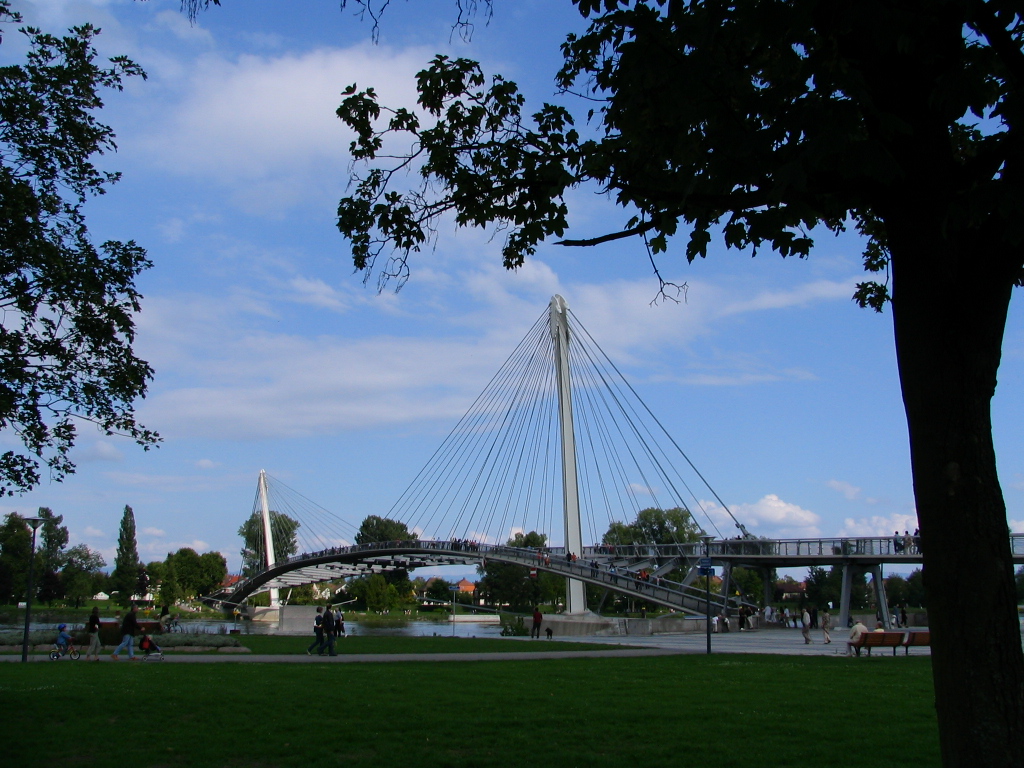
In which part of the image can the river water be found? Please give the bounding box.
[2,618,505,638]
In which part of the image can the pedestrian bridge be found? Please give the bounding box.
[208,534,1024,622]
[207,297,1024,629]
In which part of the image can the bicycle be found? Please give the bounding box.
[49,643,80,661]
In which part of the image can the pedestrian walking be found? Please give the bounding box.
[531,607,543,639]
[801,607,812,644]
[85,606,102,661]
[321,605,337,656]
[821,608,832,644]
[306,606,324,655]
[110,603,140,660]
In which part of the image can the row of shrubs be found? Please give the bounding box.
[0,630,240,648]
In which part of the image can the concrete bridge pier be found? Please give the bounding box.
[839,563,893,630]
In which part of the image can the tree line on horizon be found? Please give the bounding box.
[0,505,227,609]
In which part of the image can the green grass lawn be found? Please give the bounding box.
[0,654,939,767]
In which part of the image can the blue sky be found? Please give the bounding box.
[2,0,1022,575]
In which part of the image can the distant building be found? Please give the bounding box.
[220,575,242,591]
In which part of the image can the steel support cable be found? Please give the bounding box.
[421,314,551,541]
[568,339,663,542]
[498,354,556,545]
[389,311,549,537]
[401,345,529,540]
[396,362,512,538]
[513,339,560,543]
[264,474,360,552]
[570,332,675,518]
[571,334,720,542]
[567,353,629,546]
[569,310,736,535]
[531,364,559,548]
[567,310,730,537]
[444,321,550,540]
[533,332,559,547]
[571,339,654,523]
[473,334,553,544]
[571,395,611,547]
[469,330,552,541]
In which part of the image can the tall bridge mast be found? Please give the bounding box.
[258,469,280,608]
[549,295,587,614]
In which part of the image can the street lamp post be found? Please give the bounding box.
[700,535,714,656]
[20,516,45,663]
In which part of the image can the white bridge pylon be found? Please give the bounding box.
[550,295,586,613]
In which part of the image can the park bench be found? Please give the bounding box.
[901,630,930,655]
[850,631,905,656]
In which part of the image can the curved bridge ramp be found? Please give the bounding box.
[207,540,735,616]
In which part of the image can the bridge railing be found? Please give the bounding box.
[235,533,1024,594]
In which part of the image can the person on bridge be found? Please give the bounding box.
[531,607,543,639]
[306,606,324,656]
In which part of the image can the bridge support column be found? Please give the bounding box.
[259,469,280,608]
[719,563,733,611]
[761,568,774,608]
[839,564,857,629]
[550,295,587,614]
[868,565,891,629]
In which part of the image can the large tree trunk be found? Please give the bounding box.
[888,219,1024,765]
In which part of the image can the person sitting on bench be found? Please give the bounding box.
[847,619,868,656]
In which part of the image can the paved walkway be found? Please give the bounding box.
[560,626,931,657]
[1,627,931,662]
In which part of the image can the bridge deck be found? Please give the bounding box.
[208,534,1024,616]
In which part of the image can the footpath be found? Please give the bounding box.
[0,626,931,662]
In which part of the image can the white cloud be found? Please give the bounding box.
[288,276,350,312]
[826,479,861,501]
[1010,519,1024,533]
[102,470,248,494]
[720,280,858,316]
[137,43,431,212]
[152,9,214,44]
[195,459,220,470]
[74,440,124,463]
[839,513,918,537]
[141,526,166,537]
[703,494,821,538]
[628,482,656,496]
[140,538,210,557]
[83,526,105,538]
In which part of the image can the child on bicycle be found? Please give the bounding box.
[55,623,73,653]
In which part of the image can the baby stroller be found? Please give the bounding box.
[138,633,163,661]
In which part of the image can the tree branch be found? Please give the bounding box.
[554,220,659,247]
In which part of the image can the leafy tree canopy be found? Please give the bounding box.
[237,510,300,577]
[0,2,158,493]
[111,504,140,605]
[354,514,411,544]
[507,530,547,548]
[602,507,700,545]
[37,507,69,573]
